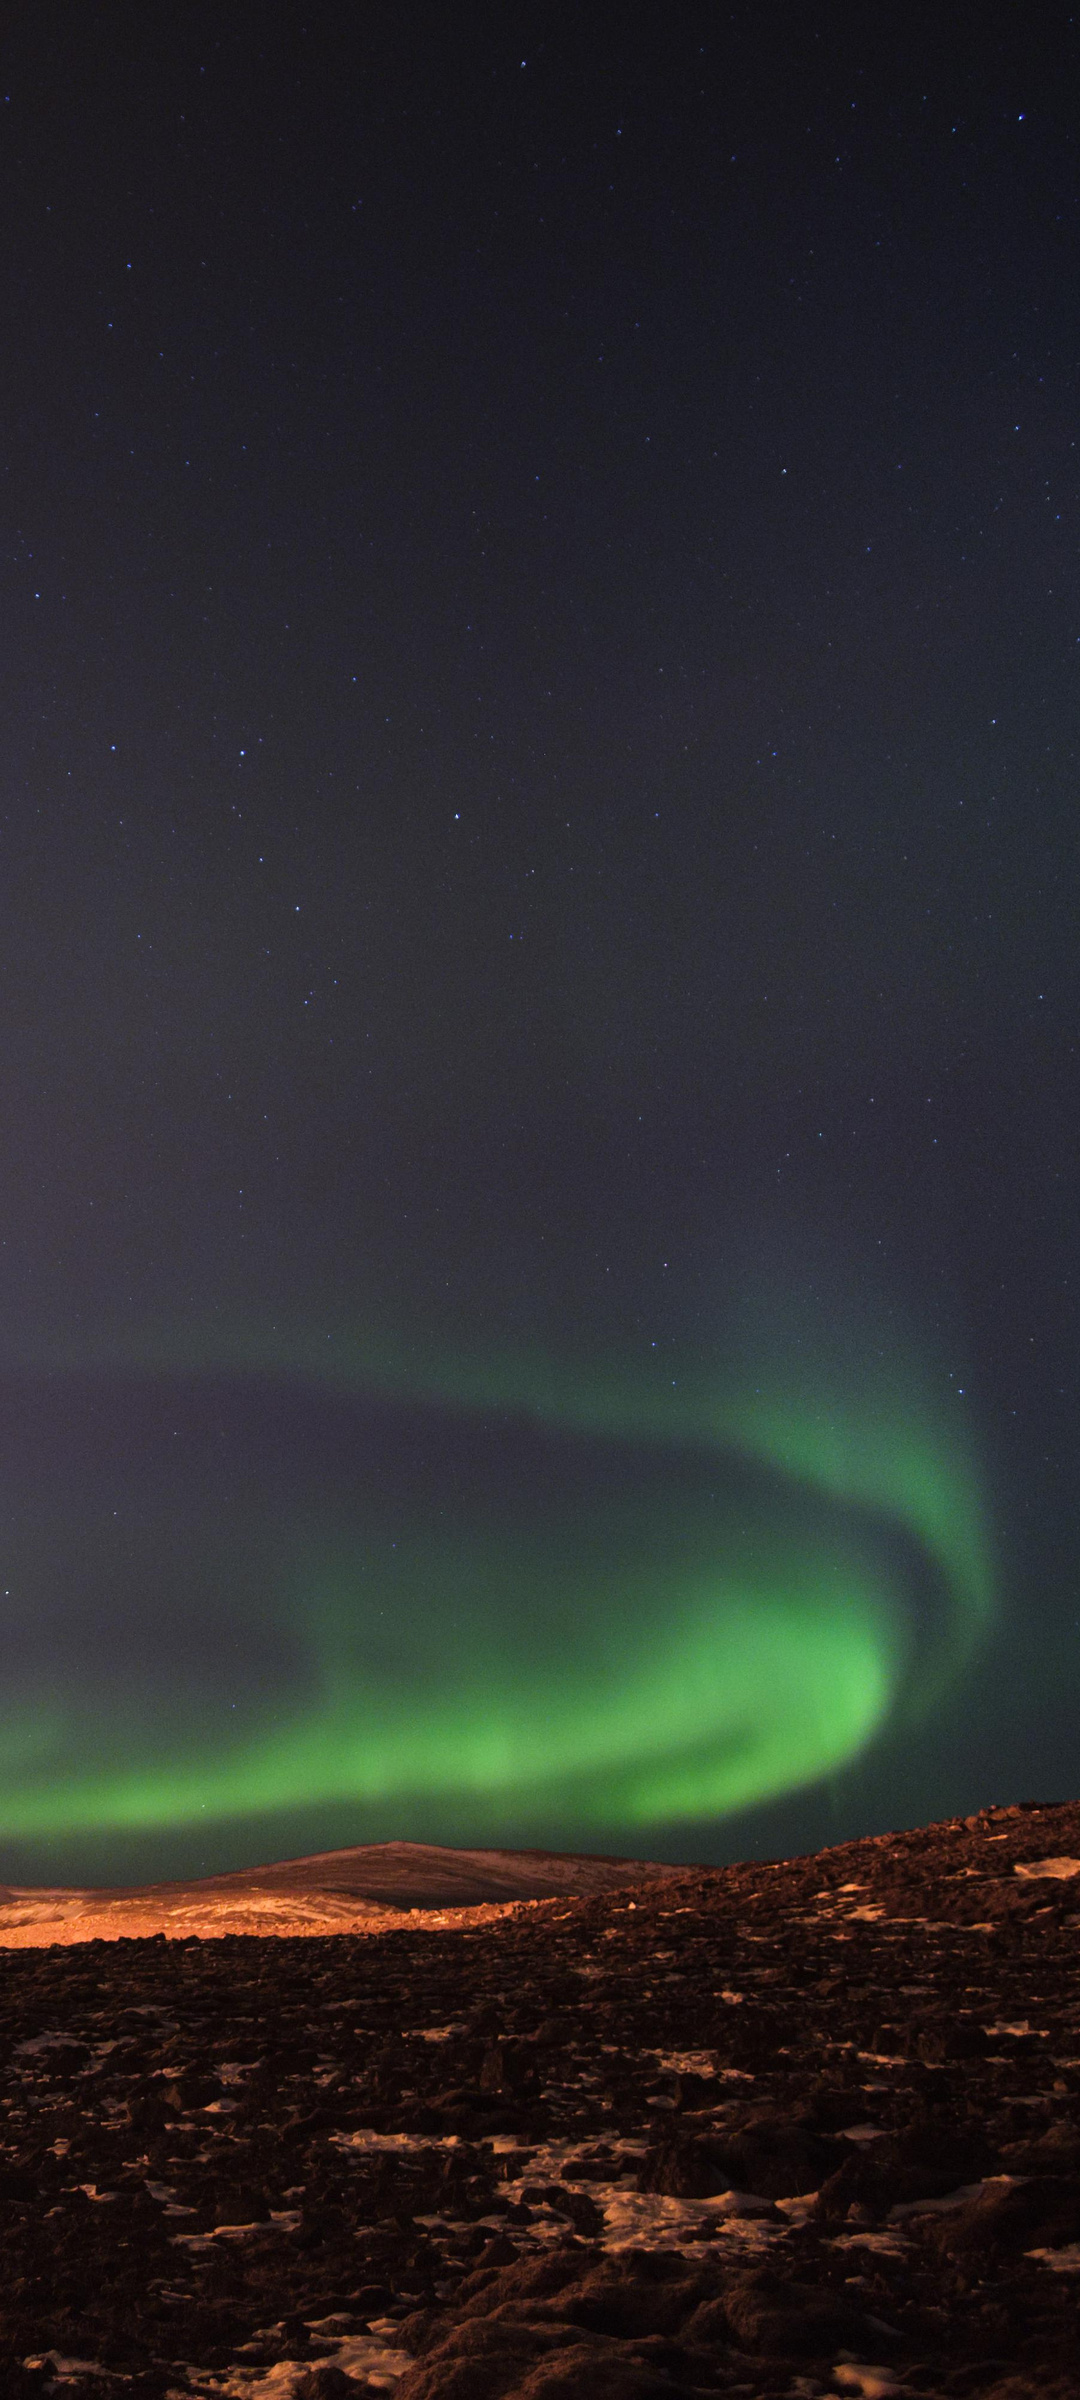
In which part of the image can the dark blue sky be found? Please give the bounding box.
[0,4,1077,1882]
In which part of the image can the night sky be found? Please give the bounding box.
[1,6,1077,1886]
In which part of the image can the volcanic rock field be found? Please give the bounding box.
[3,1802,1080,2399]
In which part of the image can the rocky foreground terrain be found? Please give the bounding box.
[3,1802,1080,2400]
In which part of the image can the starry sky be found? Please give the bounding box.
[0,5,1077,1886]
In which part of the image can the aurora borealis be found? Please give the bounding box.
[0,8,1076,1882]
[0,1282,992,1876]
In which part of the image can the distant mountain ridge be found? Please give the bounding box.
[0,1838,690,1945]
[134,1838,689,1907]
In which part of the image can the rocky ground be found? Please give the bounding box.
[3,1800,1080,2400]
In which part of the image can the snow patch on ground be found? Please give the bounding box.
[187,2331,415,2392]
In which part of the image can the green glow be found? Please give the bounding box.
[0,1282,992,1852]
[1,1558,894,1838]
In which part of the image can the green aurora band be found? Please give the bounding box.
[0,1304,993,1855]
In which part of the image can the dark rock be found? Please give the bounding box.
[162,2070,221,2110]
[668,2068,717,2110]
[474,2233,520,2269]
[639,2111,838,2199]
[391,2317,578,2399]
[719,2265,874,2356]
[513,2349,689,2396]
[479,2040,538,2098]
[814,2111,998,2224]
[710,2004,786,2067]
[292,2372,366,2399]
[556,2252,717,2340]
[679,2295,730,2345]
[393,2315,686,2399]
[1002,2123,1080,2175]
[544,2183,606,2235]
[925,2174,1080,2262]
[976,2384,1079,2400]
[906,2016,993,2064]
